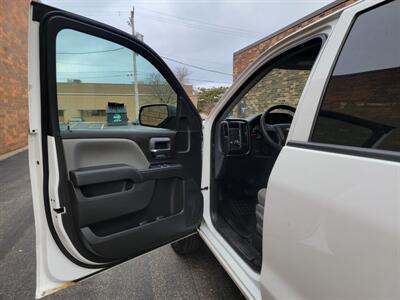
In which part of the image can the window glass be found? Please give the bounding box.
[56,29,177,130]
[311,1,400,152]
[312,115,373,147]
[228,40,321,118]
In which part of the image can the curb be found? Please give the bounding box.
[0,146,28,161]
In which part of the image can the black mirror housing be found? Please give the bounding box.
[139,104,176,128]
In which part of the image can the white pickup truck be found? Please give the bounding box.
[28,0,399,299]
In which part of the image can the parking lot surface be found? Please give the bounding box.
[0,151,244,300]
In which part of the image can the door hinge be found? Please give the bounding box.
[201,186,209,191]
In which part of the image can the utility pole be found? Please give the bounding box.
[128,6,143,121]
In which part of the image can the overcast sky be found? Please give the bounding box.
[44,0,335,88]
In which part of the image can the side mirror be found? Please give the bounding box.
[139,104,176,128]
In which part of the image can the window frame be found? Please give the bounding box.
[219,36,325,122]
[38,12,198,137]
[303,0,400,162]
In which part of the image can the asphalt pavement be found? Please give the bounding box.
[0,151,244,300]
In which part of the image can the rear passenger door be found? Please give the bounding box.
[29,3,203,298]
[262,1,400,299]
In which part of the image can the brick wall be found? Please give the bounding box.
[0,0,30,155]
[322,68,400,126]
[313,67,400,151]
[233,0,357,80]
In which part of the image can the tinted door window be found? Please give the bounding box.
[56,29,177,130]
[311,1,400,152]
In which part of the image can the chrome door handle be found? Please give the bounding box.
[150,148,170,154]
[149,137,172,157]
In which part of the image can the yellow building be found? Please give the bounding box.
[57,82,197,124]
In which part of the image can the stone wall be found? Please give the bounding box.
[231,68,310,117]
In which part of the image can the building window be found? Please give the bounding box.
[311,1,400,152]
[80,110,106,122]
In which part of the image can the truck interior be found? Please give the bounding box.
[210,38,323,271]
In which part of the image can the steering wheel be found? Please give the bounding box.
[259,104,296,151]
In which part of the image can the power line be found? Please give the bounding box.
[57,72,231,84]
[188,78,231,84]
[57,61,134,68]
[58,57,230,69]
[136,7,259,35]
[161,56,232,76]
[58,70,133,73]
[134,13,252,38]
[57,74,132,80]
[66,10,252,38]
[57,48,125,55]
[56,49,232,76]
[57,70,233,85]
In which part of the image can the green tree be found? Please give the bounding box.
[197,86,228,115]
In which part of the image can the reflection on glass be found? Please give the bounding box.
[312,1,400,152]
[140,105,169,127]
[56,29,177,130]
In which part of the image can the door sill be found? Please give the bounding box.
[198,222,261,300]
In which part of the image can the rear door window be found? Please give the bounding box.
[311,0,400,152]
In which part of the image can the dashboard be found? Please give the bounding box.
[220,120,250,155]
[220,112,293,157]
[215,112,292,181]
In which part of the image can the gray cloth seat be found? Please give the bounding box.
[256,188,266,235]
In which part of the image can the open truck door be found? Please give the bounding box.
[28,3,203,298]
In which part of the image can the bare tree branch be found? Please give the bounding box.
[174,66,191,85]
[147,73,176,104]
